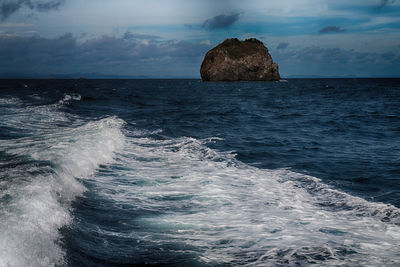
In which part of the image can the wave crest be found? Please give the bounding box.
[84,134,400,266]
[0,112,125,266]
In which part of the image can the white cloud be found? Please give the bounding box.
[140,39,149,46]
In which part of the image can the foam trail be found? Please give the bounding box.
[89,134,400,266]
[0,96,125,266]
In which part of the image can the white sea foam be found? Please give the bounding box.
[2,94,400,266]
[0,96,125,266]
[58,93,82,104]
[90,135,400,266]
[0,96,71,134]
[0,97,22,106]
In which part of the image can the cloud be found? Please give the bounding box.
[123,32,160,40]
[319,26,345,34]
[276,42,289,50]
[381,52,395,60]
[0,0,64,20]
[273,45,400,77]
[378,0,396,8]
[380,0,389,7]
[0,32,211,77]
[0,22,34,27]
[1,33,398,78]
[202,13,241,30]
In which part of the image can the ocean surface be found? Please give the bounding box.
[0,78,399,266]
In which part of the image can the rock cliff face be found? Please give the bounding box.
[200,38,280,81]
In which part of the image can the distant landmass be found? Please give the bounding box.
[0,73,196,79]
[0,72,397,80]
[0,72,150,79]
[200,38,280,81]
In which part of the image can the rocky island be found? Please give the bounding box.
[200,38,280,81]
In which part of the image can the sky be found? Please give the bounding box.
[0,0,399,78]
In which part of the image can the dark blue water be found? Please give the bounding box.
[0,79,399,266]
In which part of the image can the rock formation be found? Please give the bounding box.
[200,38,280,81]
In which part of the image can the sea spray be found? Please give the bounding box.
[0,96,125,266]
[73,134,400,266]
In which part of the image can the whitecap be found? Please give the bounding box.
[0,98,125,266]
[87,134,400,266]
[58,93,82,104]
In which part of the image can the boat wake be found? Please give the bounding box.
[0,96,125,266]
[0,94,399,266]
[77,131,400,266]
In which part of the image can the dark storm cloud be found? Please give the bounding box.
[202,13,241,30]
[319,26,345,34]
[381,52,395,60]
[0,33,211,77]
[276,42,289,50]
[380,0,389,7]
[378,0,396,8]
[0,0,64,20]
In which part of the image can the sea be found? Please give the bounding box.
[0,78,399,266]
